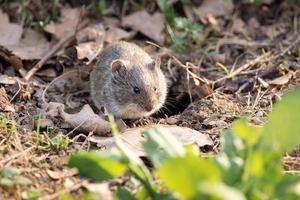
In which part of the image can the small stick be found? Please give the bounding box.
[213,53,272,84]
[0,146,34,166]
[24,6,86,81]
[40,181,87,200]
[24,35,74,81]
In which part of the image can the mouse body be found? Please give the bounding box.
[90,41,167,119]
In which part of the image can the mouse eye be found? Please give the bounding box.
[154,87,157,92]
[133,87,140,94]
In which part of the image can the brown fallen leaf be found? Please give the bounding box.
[105,26,135,43]
[0,75,18,85]
[0,9,23,46]
[267,72,293,85]
[0,10,51,60]
[75,23,105,61]
[44,7,81,39]
[89,125,213,156]
[195,0,233,19]
[83,182,113,200]
[47,102,111,135]
[75,42,102,61]
[46,168,78,180]
[6,28,52,60]
[122,11,165,44]
[0,87,15,112]
[231,18,246,34]
[0,46,23,70]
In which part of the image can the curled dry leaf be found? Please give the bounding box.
[0,46,23,70]
[122,11,165,44]
[44,7,81,39]
[46,168,78,180]
[195,0,233,19]
[89,125,213,156]
[0,75,18,85]
[47,102,111,135]
[75,24,105,61]
[6,29,52,60]
[0,87,15,112]
[75,42,102,61]
[83,182,112,200]
[0,9,23,46]
[267,72,293,85]
[0,10,51,60]
[105,26,135,44]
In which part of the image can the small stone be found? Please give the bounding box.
[165,117,178,125]
[259,99,269,107]
[40,118,54,128]
[256,111,264,118]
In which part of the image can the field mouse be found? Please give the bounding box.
[90,41,167,119]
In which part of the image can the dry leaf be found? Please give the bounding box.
[0,87,15,112]
[75,24,105,61]
[105,26,135,43]
[267,72,293,85]
[231,18,246,34]
[0,46,23,70]
[76,23,105,43]
[47,102,111,135]
[0,10,51,60]
[122,11,165,44]
[46,168,78,180]
[44,7,80,39]
[83,182,113,200]
[195,0,233,19]
[0,9,23,46]
[89,125,213,156]
[0,75,18,85]
[75,42,102,61]
[7,29,51,60]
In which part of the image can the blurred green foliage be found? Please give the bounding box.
[69,87,300,199]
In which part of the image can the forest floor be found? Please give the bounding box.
[0,0,300,199]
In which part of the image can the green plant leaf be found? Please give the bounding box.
[114,188,136,200]
[157,155,221,199]
[262,87,300,152]
[68,150,127,181]
[1,167,20,178]
[142,126,185,167]
[220,129,244,157]
[13,177,32,185]
[0,177,14,186]
[198,182,246,200]
[114,134,156,197]
[21,188,42,199]
[232,117,262,146]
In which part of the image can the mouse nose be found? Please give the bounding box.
[144,103,154,112]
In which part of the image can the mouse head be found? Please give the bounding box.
[109,58,167,119]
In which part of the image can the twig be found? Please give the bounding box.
[213,53,272,84]
[24,6,86,81]
[279,34,300,57]
[0,146,34,166]
[42,70,89,106]
[24,35,75,81]
[39,181,87,200]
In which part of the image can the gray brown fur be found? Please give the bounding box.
[90,41,167,119]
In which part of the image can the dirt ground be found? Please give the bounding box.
[0,0,300,199]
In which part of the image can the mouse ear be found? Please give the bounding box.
[111,59,126,73]
[148,57,161,70]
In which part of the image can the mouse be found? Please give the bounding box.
[90,41,167,119]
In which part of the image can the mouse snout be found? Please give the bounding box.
[144,103,153,112]
[143,96,157,112]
